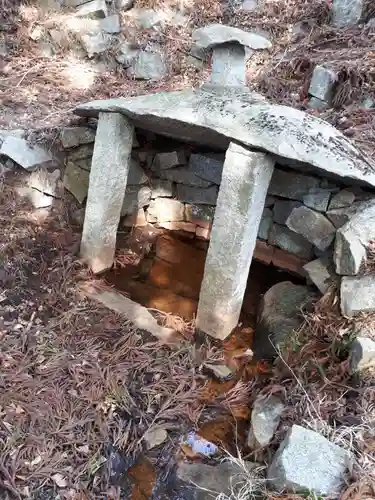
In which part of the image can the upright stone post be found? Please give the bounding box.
[80,112,134,274]
[210,43,247,87]
[196,143,275,339]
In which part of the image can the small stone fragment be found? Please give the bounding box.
[258,207,272,240]
[176,185,218,205]
[204,363,233,379]
[152,151,187,171]
[268,170,320,201]
[341,275,375,317]
[1,136,52,170]
[303,188,332,212]
[268,223,314,260]
[328,189,356,210]
[308,65,337,103]
[349,336,375,372]
[76,0,108,18]
[123,209,147,227]
[121,186,151,216]
[249,395,284,448]
[151,179,173,198]
[241,0,258,11]
[60,127,95,149]
[144,427,168,450]
[286,205,336,251]
[331,0,363,28]
[63,161,89,202]
[268,425,350,495]
[127,51,167,81]
[303,255,337,294]
[147,198,185,222]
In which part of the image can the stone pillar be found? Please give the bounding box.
[210,43,246,87]
[80,112,134,274]
[196,143,275,339]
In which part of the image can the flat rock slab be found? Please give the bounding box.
[74,88,375,188]
[341,275,375,316]
[268,425,350,495]
[1,136,52,170]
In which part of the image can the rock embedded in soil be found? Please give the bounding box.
[203,363,233,380]
[60,126,95,149]
[268,425,350,495]
[349,336,375,372]
[177,461,260,498]
[253,281,316,359]
[308,65,337,103]
[144,427,168,450]
[211,43,247,87]
[286,205,336,251]
[1,136,52,170]
[127,51,167,81]
[248,395,284,448]
[331,0,363,28]
[340,275,375,316]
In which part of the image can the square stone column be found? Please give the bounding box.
[80,112,134,274]
[196,143,275,339]
[210,43,247,87]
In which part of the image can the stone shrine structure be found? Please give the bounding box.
[74,25,375,340]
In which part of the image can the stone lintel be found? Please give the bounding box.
[80,112,134,273]
[196,143,275,339]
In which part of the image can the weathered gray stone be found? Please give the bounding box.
[147,198,184,222]
[349,336,375,372]
[159,167,212,188]
[269,170,320,201]
[74,88,375,189]
[81,32,111,57]
[328,189,356,210]
[258,207,272,240]
[308,96,329,111]
[273,200,302,225]
[334,200,375,274]
[101,14,121,34]
[188,153,224,185]
[308,65,337,103]
[60,127,95,149]
[303,188,332,212]
[177,461,259,499]
[152,150,187,170]
[192,24,272,60]
[116,0,133,10]
[253,282,316,359]
[28,169,60,208]
[268,223,314,260]
[127,8,163,29]
[286,206,336,251]
[331,0,363,28]
[127,159,147,185]
[127,51,167,81]
[248,395,284,448]
[303,255,337,294]
[151,179,173,198]
[241,0,258,11]
[185,204,215,228]
[63,161,90,202]
[116,43,139,67]
[211,43,246,87]
[196,144,274,339]
[341,275,375,316]
[176,185,218,205]
[326,204,360,228]
[121,185,152,216]
[76,0,107,18]
[1,136,52,170]
[268,425,350,495]
[81,113,134,273]
[67,143,94,161]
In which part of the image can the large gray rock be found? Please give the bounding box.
[253,282,316,359]
[331,0,363,28]
[349,336,375,372]
[192,24,272,59]
[334,200,375,275]
[286,206,336,252]
[269,170,320,201]
[308,65,337,103]
[197,144,274,339]
[268,425,350,495]
[127,51,167,81]
[177,461,260,499]
[341,275,375,316]
[248,395,284,448]
[188,153,224,185]
[74,88,375,188]
[1,136,52,170]
[176,184,218,205]
[80,113,134,273]
[268,223,314,260]
[116,42,139,67]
